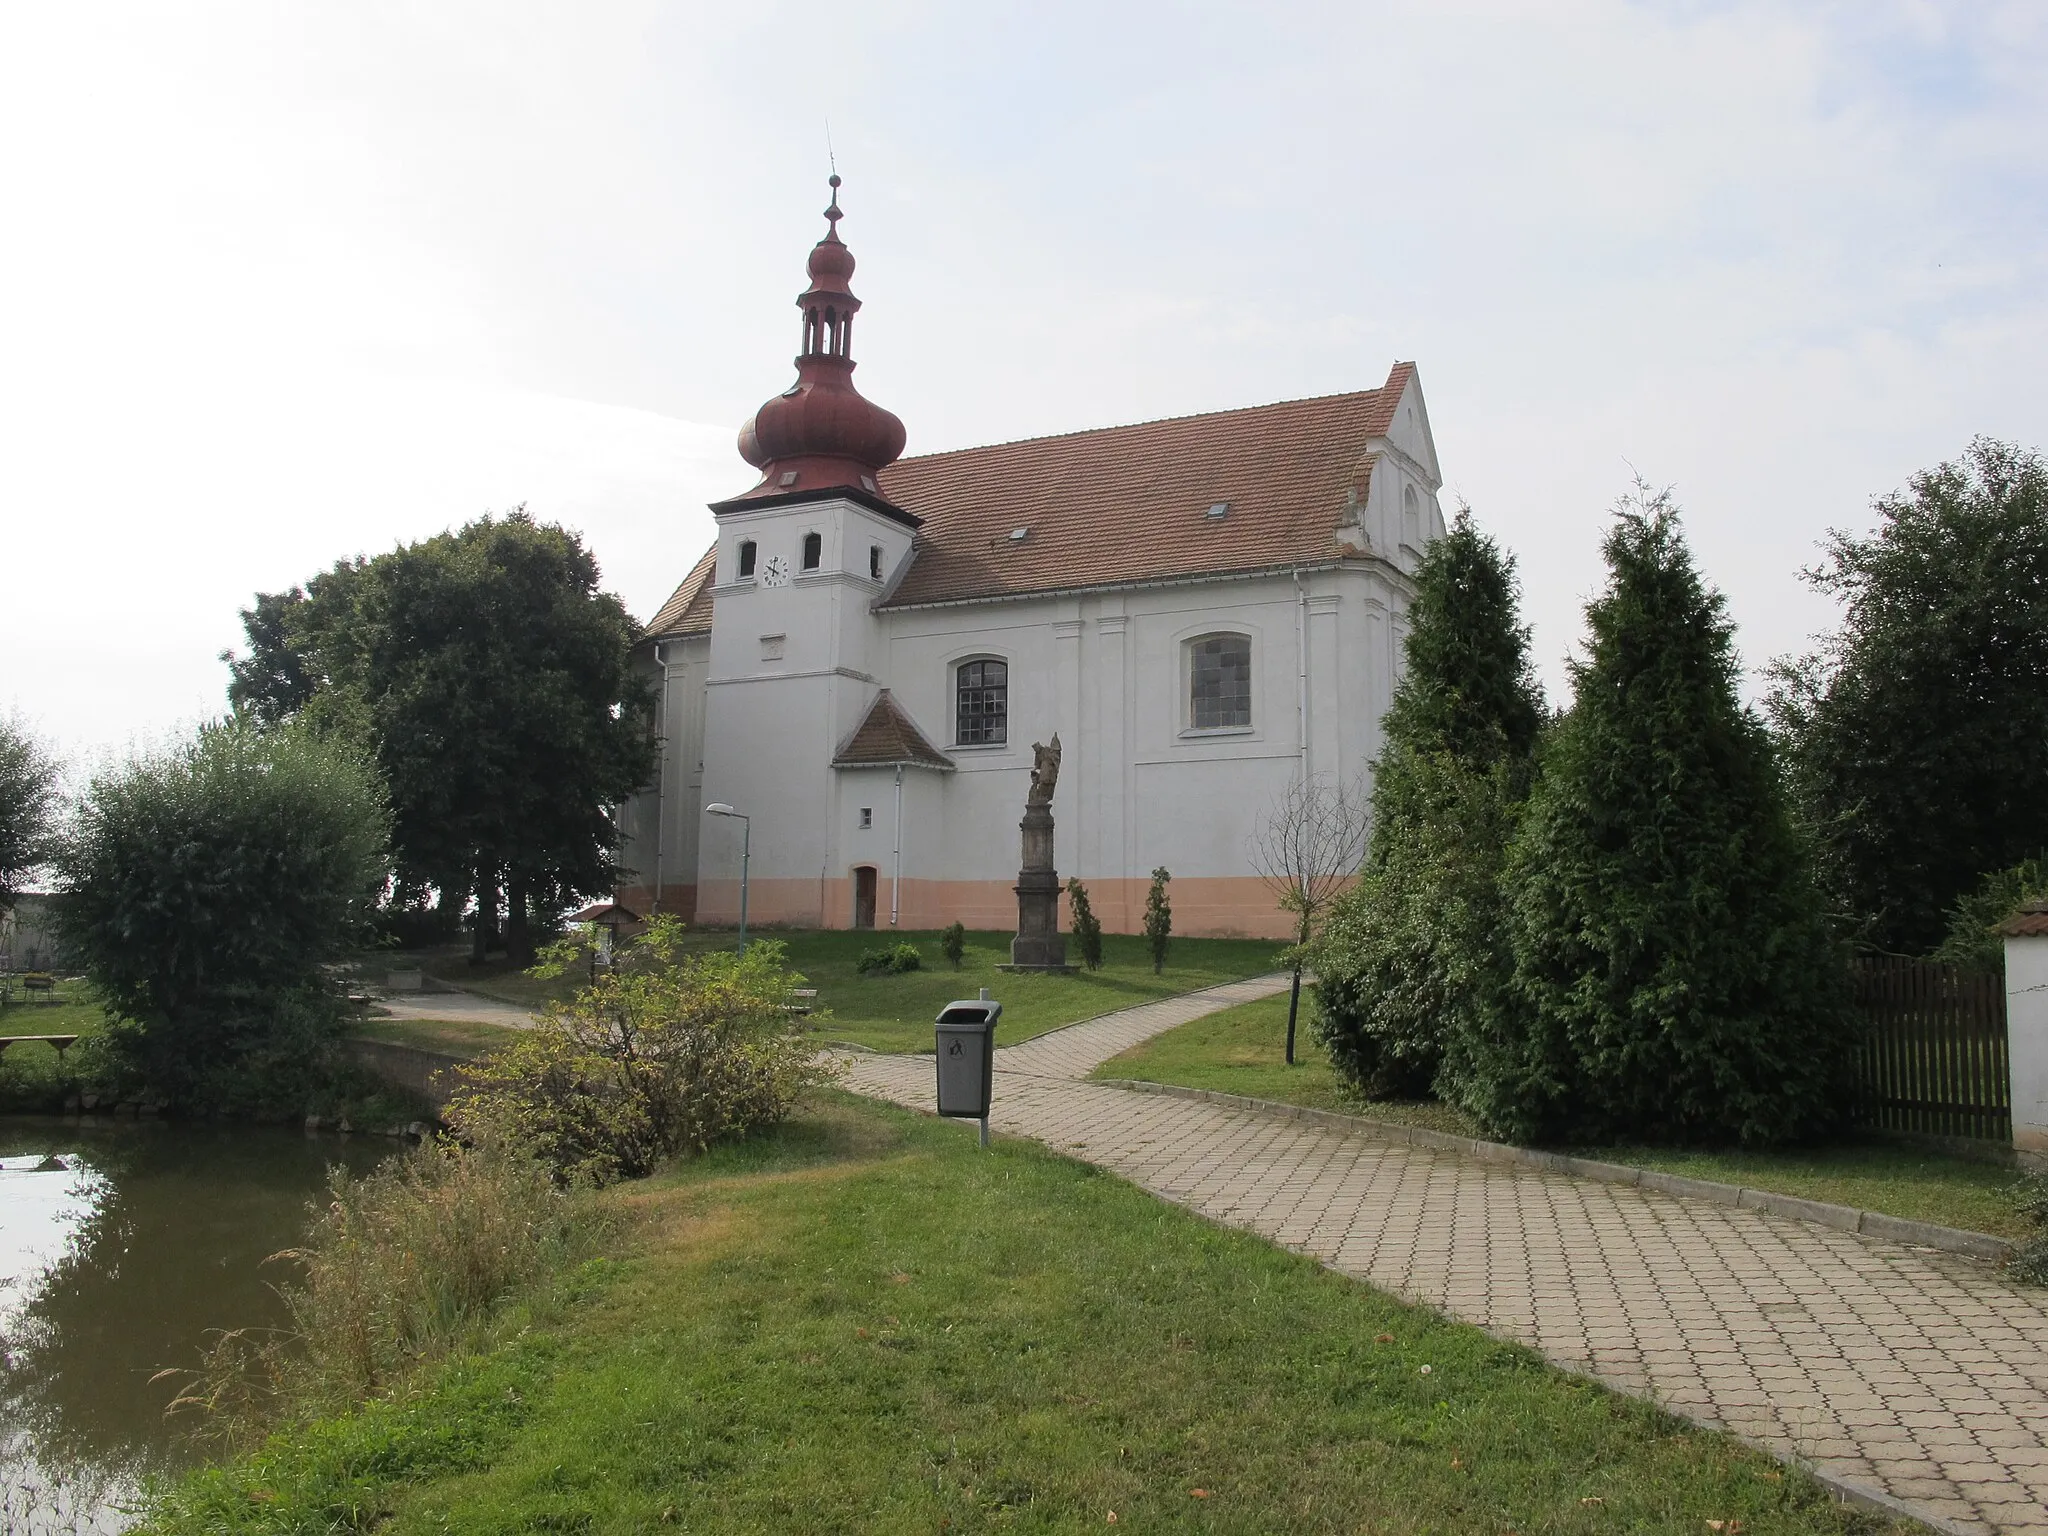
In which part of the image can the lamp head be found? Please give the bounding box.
[705,802,737,817]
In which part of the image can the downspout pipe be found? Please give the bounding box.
[891,763,904,927]
[1295,569,1310,784]
[651,642,667,912]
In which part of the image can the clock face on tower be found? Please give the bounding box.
[759,554,792,588]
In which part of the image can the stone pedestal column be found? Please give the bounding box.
[1007,804,1069,970]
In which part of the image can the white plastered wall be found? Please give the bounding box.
[2008,933,2048,1159]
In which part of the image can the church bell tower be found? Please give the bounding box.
[693,176,922,929]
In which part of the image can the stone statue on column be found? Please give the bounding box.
[1006,734,1071,970]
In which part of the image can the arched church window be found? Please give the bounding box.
[802,531,822,570]
[956,659,1008,746]
[1402,485,1423,548]
[1189,634,1252,730]
[738,539,757,579]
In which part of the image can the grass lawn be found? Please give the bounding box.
[0,981,106,1108]
[425,929,1286,1054]
[1097,994,2036,1243]
[352,1015,527,1057]
[0,978,105,1037]
[144,1093,1906,1536]
[1092,992,1477,1136]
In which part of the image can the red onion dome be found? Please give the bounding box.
[738,364,906,470]
[732,174,906,496]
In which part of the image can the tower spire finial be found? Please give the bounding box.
[823,120,842,237]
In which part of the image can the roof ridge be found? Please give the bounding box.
[891,379,1404,467]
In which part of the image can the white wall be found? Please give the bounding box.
[2009,934,2048,1157]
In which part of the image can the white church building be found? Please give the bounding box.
[616,180,1445,940]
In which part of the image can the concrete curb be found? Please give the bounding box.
[1095,1078,2017,1266]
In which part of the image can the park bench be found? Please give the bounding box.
[787,987,819,1016]
[0,1035,80,1056]
[19,973,57,1000]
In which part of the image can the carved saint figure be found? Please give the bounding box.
[1027,734,1062,807]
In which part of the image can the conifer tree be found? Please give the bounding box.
[1312,508,1543,1098]
[1143,868,1172,974]
[1478,489,1851,1146]
[1064,878,1103,970]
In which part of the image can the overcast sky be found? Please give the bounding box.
[3,1,2043,766]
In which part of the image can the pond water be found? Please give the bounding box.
[0,1120,388,1534]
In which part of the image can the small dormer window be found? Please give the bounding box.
[869,544,883,581]
[802,531,822,571]
[738,539,757,579]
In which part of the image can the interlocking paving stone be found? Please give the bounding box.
[838,976,2048,1534]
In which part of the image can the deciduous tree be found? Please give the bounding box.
[1249,776,1367,1064]
[0,713,61,919]
[222,511,656,962]
[53,719,389,1106]
[1769,438,2048,952]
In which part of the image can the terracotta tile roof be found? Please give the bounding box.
[1998,897,2048,938]
[832,690,954,770]
[645,544,717,639]
[874,362,1414,609]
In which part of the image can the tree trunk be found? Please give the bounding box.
[505,873,533,967]
[432,881,463,942]
[1285,966,1302,1066]
[471,859,500,965]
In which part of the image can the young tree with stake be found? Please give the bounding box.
[1250,776,1369,1064]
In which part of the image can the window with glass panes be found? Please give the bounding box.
[1189,635,1252,729]
[955,659,1008,745]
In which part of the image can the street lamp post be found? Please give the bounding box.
[704,803,750,954]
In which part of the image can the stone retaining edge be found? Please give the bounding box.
[1094,1078,2017,1265]
[346,1038,473,1112]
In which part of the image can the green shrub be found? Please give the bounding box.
[1313,753,1522,1099]
[166,1133,588,1444]
[1064,879,1104,970]
[1933,856,2048,971]
[856,941,923,976]
[448,918,828,1184]
[940,921,967,967]
[2012,1173,2048,1286]
[1143,868,1172,974]
[1479,492,1854,1147]
[52,718,390,1109]
[1313,508,1544,1101]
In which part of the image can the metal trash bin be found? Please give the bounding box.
[935,994,1002,1140]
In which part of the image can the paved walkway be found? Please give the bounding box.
[839,975,2048,1535]
[372,989,539,1028]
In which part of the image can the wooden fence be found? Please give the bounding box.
[1850,956,2009,1142]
